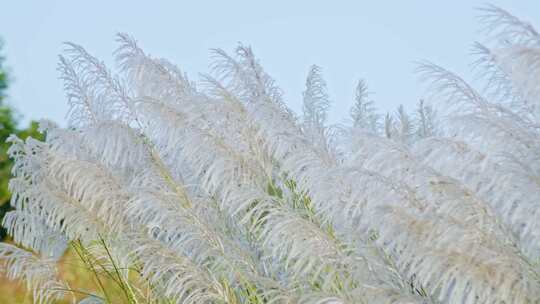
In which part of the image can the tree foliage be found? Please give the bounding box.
[1,5,540,304]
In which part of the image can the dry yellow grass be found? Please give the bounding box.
[0,247,120,304]
[0,276,31,303]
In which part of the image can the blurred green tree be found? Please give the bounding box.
[0,40,44,239]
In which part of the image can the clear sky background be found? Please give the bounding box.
[1,1,540,125]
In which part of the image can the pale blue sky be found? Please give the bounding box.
[1,1,539,125]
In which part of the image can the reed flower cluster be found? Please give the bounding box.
[1,5,540,304]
